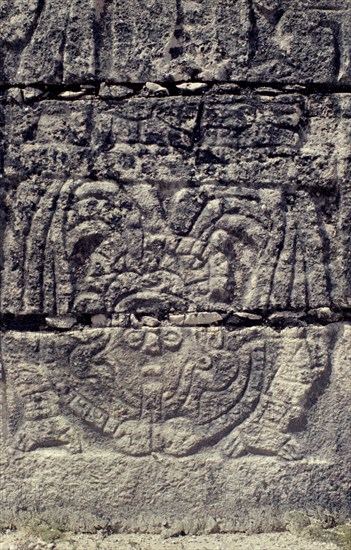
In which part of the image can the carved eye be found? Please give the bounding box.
[123,329,145,350]
[162,329,183,351]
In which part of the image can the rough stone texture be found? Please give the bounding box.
[2,326,333,457]
[2,93,351,317]
[1,0,351,537]
[0,530,345,549]
[1,0,351,84]
[1,319,350,530]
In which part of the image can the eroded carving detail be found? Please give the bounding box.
[250,0,351,82]
[4,336,81,453]
[3,327,331,459]
[2,181,331,315]
[1,0,350,83]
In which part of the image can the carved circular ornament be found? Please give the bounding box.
[55,328,266,456]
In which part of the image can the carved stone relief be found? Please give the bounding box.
[1,0,351,83]
[1,181,333,315]
[1,3,351,531]
[2,325,332,460]
[3,91,350,315]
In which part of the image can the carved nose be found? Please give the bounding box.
[143,333,161,355]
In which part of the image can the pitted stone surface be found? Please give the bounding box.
[2,93,351,316]
[1,0,351,84]
[0,1,351,536]
[2,325,331,458]
[0,180,338,315]
[2,93,349,186]
[1,321,350,531]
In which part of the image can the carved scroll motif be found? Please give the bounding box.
[2,182,331,315]
[3,326,331,459]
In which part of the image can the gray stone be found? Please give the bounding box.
[0,323,350,531]
[5,88,24,104]
[176,83,209,94]
[182,312,224,325]
[58,91,85,99]
[2,93,351,317]
[46,316,77,330]
[167,315,185,326]
[1,176,340,316]
[285,511,311,535]
[22,87,45,102]
[145,82,170,96]
[0,0,350,536]
[91,314,110,328]
[99,84,134,99]
[232,312,263,322]
[2,92,347,192]
[1,1,351,85]
[142,316,161,327]
[111,314,130,327]
[0,543,16,550]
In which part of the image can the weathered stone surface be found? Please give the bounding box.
[2,93,348,187]
[1,182,333,315]
[0,177,343,315]
[2,92,351,316]
[1,1,351,85]
[1,322,350,531]
[1,1,351,535]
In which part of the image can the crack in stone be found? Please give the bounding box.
[3,81,351,103]
[1,311,351,333]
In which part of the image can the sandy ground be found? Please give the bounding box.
[0,530,346,550]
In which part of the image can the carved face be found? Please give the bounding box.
[58,328,269,456]
[67,328,193,424]
[118,328,189,422]
[123,327,183,353]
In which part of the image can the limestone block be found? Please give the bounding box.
[1,4,351,530]
[4,91,351,191]
[1,323,349,531]
[2,92,351,316]
[1,1,351,85]
[3,93,346,187]
[0,179,342,316]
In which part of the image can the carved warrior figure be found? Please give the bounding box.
[3,180,330,314]
[61,327,256,456]
[3,179,333,457]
